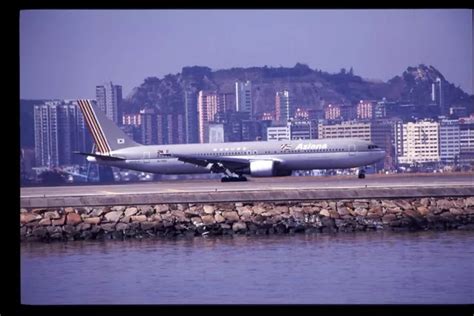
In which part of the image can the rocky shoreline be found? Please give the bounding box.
[20,197,474,242]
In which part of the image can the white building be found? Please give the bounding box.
[267,126,290,141]
[209,124,225,143]
[395,121,440,165]
[318,121,371,141]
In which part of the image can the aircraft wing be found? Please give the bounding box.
[73,152,126,161]
[170,154,251,171]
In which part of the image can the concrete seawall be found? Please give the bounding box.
[20,196,474,242]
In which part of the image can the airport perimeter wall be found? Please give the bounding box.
[20,196,474,242]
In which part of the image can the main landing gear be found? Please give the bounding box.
[221,175,247,182]
[358,168,366,179]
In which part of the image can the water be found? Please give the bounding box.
[21,230,474,304]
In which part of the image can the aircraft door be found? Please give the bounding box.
[143,152,151,163]
[348,145,356,156]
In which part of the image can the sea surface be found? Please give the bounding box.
[21,230,474,304]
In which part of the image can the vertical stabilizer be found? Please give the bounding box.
[77,99,139,154]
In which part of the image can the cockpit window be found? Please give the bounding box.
[368,145,379,149]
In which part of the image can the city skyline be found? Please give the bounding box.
[20,9,473,99]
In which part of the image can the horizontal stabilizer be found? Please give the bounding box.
[73,152,126,161]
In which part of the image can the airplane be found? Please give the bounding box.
[75,99,385,182]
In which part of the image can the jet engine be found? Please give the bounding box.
[249,160,276,177]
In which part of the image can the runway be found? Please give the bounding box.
[21,173,473,199]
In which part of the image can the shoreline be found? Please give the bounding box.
[20,197,474,242]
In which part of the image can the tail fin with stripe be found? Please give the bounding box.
[77,99,139,154]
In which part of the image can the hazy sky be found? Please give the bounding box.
[20,9,473,99]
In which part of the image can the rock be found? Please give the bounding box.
[20,208,28,213]
[235,202,243,207]
[252,206,267,215]
[214,214,225,223]
[20,213,41,224]
[38,218,51,226]
[381,200,398,209]
[140,222,156,230]
[116,223,129,231]
[101,223,116,232]
[319,209,330,217]
[77,223,91,231]
[32,227,48,238]
[274,206,289,214]
[104,211,122,223]
[203,205,215,214]
[337,206,351,216]
[201,215,216,225]
[120,215,131,223]
[154,205,169,213]
[354,207,368,216]
[64,207,75,214]
[52,216,65,226]
[66,213,82,225]
[31,208,48,214]
[437,199,453,210]
[44,211,60,219]
[62,225,76,234]
[124,207,138,217]
[464,197,474,207]
[139,205,154,216]
[185,207,200,217]
[191,217,203,226]
[385,207,402,214]
[90,208,104,217]
[449,208,464,215]
[84,217,101,225]
[420,198,430,207]
[416,206,430,216]
[220,223,231,229]
[395,200,413,210]
[46,226,62,235]
[172,210,187,222]
[131,215,147,222]
[429,206,443,215]
[222,211,240,222]
[404,209,422,218]
[232,222,247,232]
[329,210,340,219]
[382,214,397,224]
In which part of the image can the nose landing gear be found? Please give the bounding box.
[358,168,366,179]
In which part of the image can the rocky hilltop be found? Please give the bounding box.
[123,63,473,115]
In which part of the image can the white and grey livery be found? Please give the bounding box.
[76,99,385,182]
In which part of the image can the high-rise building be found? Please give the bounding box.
[34,100,88,167]
[459,116,474,165]
[122,114,141,126]
[217,92,236,113]
[395,120,440,165]
[439,119,460,164]
[96,82,123,125]
[184,91,199,144]
[140,108,157,145]
[371,120,397,170]
[275,90,292,123]
[356,100,375,120]
[431,77,445,115]
[324,104,341,120]
[198,90,219,143]
[235,81,252,114]
[157,113,185,145]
